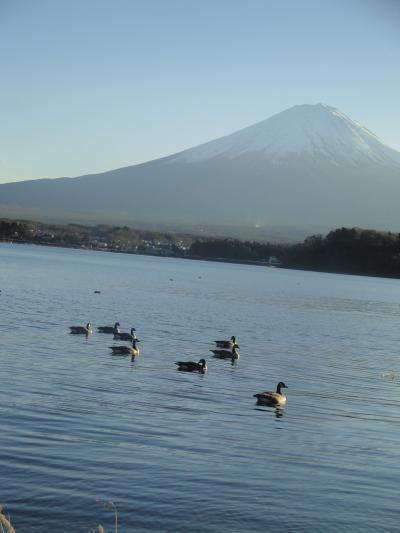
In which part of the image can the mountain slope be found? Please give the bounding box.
[172,104,400,167]
[1,104,400,235]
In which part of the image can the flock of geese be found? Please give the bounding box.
[70,322,140,357]
[69,324,288,407]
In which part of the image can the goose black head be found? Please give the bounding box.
[276,382,288,393]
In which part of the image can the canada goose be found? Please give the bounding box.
[254,382,288,407]
[109,339,140,357]
[175,358,207,373]
[210,345,240,360]
[69,323,92,335]
[214,336,236,349]
[114,327,136,341]
[98,322,120,334]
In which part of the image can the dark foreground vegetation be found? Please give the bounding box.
[1,218,400,279]
[191,227,400,278]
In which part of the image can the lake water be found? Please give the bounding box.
[1,243,400,532]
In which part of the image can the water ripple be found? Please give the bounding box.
[1,244,400,531]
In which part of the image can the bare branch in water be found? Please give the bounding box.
[0,506,16,533]
[95,498,118,533]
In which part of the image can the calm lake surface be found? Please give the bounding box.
[1,243,400,532]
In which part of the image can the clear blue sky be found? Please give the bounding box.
[0,0,399,182]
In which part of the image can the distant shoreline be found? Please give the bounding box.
[0,238,271,266]
[2,239,400,281]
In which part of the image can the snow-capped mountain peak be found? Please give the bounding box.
[173,103,400,167]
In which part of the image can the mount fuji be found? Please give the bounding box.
[1,103,400,237]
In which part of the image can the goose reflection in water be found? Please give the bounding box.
[254,406,285,419]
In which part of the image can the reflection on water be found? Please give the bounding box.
[254,406,285,418]
[1,244,400,532]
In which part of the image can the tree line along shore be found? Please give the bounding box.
[1,218,400,279]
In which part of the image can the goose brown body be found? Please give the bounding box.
[211,345,240,360]
[175,359,207,373]
[98,322,120,334]
[114,328,136,341]
[214,336,236,349]
[109,339,140,357]
[254,382,288,406]
[70,323,92,335]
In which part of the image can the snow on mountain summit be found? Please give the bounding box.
[173,103,400,167]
